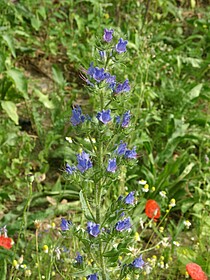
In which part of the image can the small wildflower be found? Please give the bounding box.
[77,151,93,173]
[34,220,42,229]
[158,261,165,269]
[115,217,131,232]
[25,270,32,277]
[151,186,156,192]
[65,136,72,143]
[20,264,27,269]
[60,218,72,231]
[145,200,161,220]
[13,260,19,269]
[142,184,149,192]
[43,245,49,253]
[131,255,145,268]
[124,191,135,204]
[107,158,117,173]
[125,147,137,159]
[70,105,85,126]
[184,220,191,229]
[169,198,176,208]
[185,271,190,278]
[186,263,207,280]
[138,179,147,185]
[51,222,56,229]
[121,110,131,127]
[87,273,98,280]
[159,227,164,233]
[87,222,100,237]
[65,163,76,175]
[116,38,128,53]
[96,109,112,124]
[115,79,130,94]
[116,141,127,156]
[173,241,180,247]
[134,232,140,241]
[159,191,167,198]
[75,252,83,264]
[161,237,170,248]
[54,247,61,260]
[99,50,106,59]
[103,28,114,42]
[139,218,144,229]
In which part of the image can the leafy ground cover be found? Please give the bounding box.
[0,0,209,279]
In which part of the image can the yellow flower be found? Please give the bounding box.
[43,245,49,253]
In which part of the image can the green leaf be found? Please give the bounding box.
[34,89,55,109]
[181,199,194,214]
[188,83,203,100]
[31,16,41,31]
[193,203,204,213]
[1,101,19,125]
[52,64,65,87]
[79,190,94,220]
[6,68,28,99]
[2,34,16,58]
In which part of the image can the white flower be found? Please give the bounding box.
[159,191,167,198]
[161,237,170,248]
[65,137,72,143]
[169,198,176,208]
[142,184,149,192]
[184,220,191,229]
[173,241,180,247]
[138,179,147,185]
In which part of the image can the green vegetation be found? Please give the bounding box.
[0,0,209,279]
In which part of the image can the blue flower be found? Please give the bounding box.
[99,50,106,59]
[77,151,93,173]
[116,38,128,53]
[116,111,131,128]
[115,217,131,232]
[92,67,107,82]
[87,273,98,280]
[65,163,76,175]
[87,222,100,237]
[116,141,127,156]
[115,79,130,94]
[124,191,135,204]
[86,63,110,83]
[87,62,95,76]
[70,106,85,126]
[103,28,114,42]
[75,252,83,264]
[131,255,145,268]
[121,110,131,127]
[60,218,72,231]
[96,109,111,124]
[125,147,137,159]
[107,158,117,173]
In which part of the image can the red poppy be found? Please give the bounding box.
[145,199,161,220]
[186,263,207,280]
[0,235,12,250]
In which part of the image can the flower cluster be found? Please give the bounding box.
[66,150,92,175]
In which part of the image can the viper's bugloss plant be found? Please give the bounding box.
[61,28,190,280]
